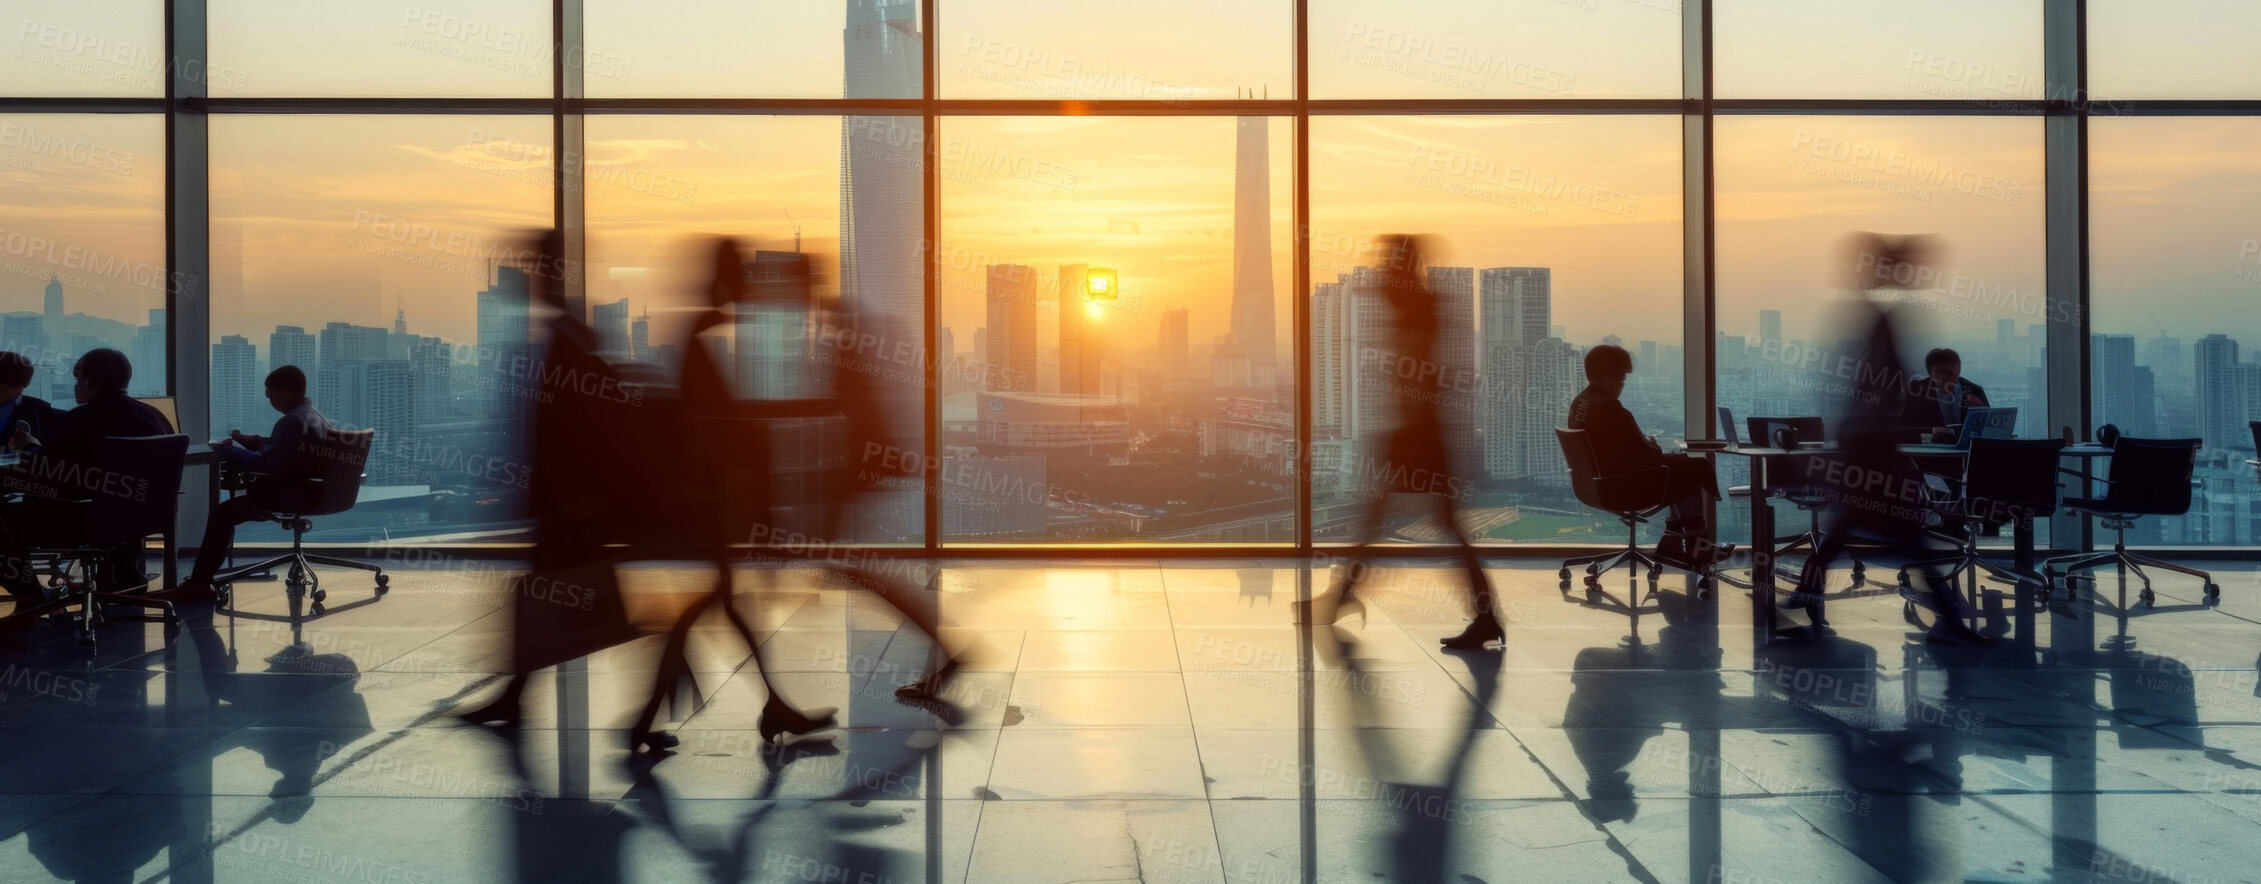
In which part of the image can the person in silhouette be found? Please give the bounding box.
[0,351,59,604]
[1907,348,1990,442]
[1568,343,1734,569]
[155,365,331,601]
[628,237,836,750]
[802,269,965,704]
[1303,235,1501,649]
[0,348,173,603]
[458,230,651,748]
[1788,233,1992,646]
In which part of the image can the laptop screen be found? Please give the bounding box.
[1718,407,1738,446]
[1955,406,2017,449]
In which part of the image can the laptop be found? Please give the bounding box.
[1718,407,1739,447]
[1952,406,2018,450]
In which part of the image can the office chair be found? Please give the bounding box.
[1555,428,1718,603]
[1728,416,1867,585]
[212,428,388,607]
[31,435,190,645]
[2043,437,2217,608]
[1896,438,2063,620]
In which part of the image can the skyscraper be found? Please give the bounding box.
[1481,268,1551,349]
[1312,282,1346,437]
[1759,309,1782,346]
[841,0,924,450]
[986,265,1039,392]
[1479,267,1552,479]
[212,335,259,436]
[592,297,630,360]
[1228,117,1277,386]
[477,264,533,414]
[42,275,61,343]
[630,306,651,364]
[2195,333,2242,453]
[130,309,166,396]
[269,325,317,376]
[1428,266,1477,467]
[2092,334,2137,434]
[1056,264,1106,395]
[1160,308,1191,379]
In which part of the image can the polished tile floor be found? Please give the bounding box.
[3,554,2260,882]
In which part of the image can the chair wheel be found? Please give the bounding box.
[1583,575,1602,590]
[1896,570,1911,588]
[1903,600,1921,626]
[2138,588,2155,607]
[311,589,327,604]
[2204,583,2220,599]
[375,574,390,592]
[1696,578,1714,600]
[1851,563,1865,576]
[1557,568,1571,581]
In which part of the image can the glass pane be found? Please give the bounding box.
[586,0,922,98]
[0,114,167,399]
[210,115,552,539]
[1715,116,2047,542]
[1716,0,2043,100]
[1310,0,1681,99]
[585,114,926,543]
[2092,118,2261,545]
[2,2,168,97]
[941,1,1290,100]
[210,0,552,97]
[1310,115,1683,544]
[2090,0,2261,100]
[938,117,1294,542]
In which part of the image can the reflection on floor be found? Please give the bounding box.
[2,555,2259,882]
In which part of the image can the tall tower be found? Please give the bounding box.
[2195,333,2242,452]
[985,265,1039,392]
[211,335,259,435]
[1228,117,1277,388]
[1759,309,1782,345]
[1479,267,1552,479]
[2091,333,2137,435]
[269,325,316,376]
[42,275,62,336]
[841,0,924,487]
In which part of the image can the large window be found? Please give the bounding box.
[0,114,167,400]
[209,115,552,540]
[2092,118,2261,545]
[1310,115,1683,544]
[937,116,1294,542]
[3,3,2254,550]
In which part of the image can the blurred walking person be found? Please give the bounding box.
[1301,235,1502,649]
[628,238,836,750]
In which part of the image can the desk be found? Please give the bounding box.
[1697,443,2112,643]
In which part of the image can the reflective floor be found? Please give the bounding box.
[3,554,2260,882]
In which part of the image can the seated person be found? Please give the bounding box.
[1905,347,1989,442]
[1,349,174,598]
[1567,344,1733,567]
[157,366,329,601]
[0,352,60,603]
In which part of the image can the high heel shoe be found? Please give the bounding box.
[1438,612,1504,649]
[757,695,838,746]
[630,729,679,753]
[895,655,962,701]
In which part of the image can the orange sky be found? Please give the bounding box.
[2,6,2256,366]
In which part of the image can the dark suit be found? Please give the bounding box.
[0,391,174,596]
[1567,385,1719,530]
[1901,376,1990,440]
